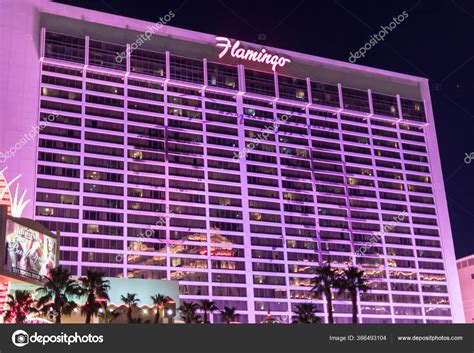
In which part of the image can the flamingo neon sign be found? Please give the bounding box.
[215,37,291,71]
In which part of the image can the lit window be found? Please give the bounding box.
[130,151,143,159]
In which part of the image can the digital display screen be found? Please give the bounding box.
[4,220,57,281]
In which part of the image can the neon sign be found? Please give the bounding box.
[216,37,291,71]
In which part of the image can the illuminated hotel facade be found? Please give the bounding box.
[0,0,465,323]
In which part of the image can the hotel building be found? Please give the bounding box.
[0,0,465,323]
[457,255,474,323]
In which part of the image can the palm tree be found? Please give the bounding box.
[36,266,82,324]
[337,266,370,324]
[311,264,338,324]
[292,303,322,324]
[3,290,38,324]
[150,294,172,324]
[79,270,110,324]
[220,306,239,324]
[199,300,219,324]
[179,301,201,324]
[120,293,140,323]
[98,303,120,323]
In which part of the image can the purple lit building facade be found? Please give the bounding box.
[0,0,464,323]
[457,255,474,323]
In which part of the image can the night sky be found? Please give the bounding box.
[55,0,474,259]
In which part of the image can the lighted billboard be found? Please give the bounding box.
[4,220,57,281]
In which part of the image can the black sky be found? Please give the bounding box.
[54,0,474,259]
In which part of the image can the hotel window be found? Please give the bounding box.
[36,193,79,205]
[401,97,427,122]
[89,39,126,71]
[41,100,82,114]
[85,106,124,120]
[37,178,79,192]
[287,252,318,262]
[82,252,120,264]
[424,296,450,305]
[253,263,284,273]
[278,75,307,101]
[37,221,78,233]
[254,275,286,285]
[253,288,287,299]
[40,126,81,140]
[342,87,370,113]
[251,237,282,248]
[83,267,122,278]
[245,69,275,96]
[310,81,340,107]
[38,152,80,165]
[86,72,123,84]
[86,82,123,96]
[84,184,123,196]
[85,119,123,133]
[129,101,163,113]
[372,92,398,117]
[129,269,167,280]
[425,308,451,317]
[168,95,200,108]
[172,271,208,282]
[207,62,239,90]
[43,64,82,77]
[83,238,123,250]
[36,206,79,218]
[42,75,82,89]
[60,251,78,262]
[128,89,164,102]
[205,101,237,113]
[255,302,288,312]
[212,287,246,297]
[83,210,123,222]
[84,197,123,209]
[40,113,81,126]
[401,132,425,143]
[38,165,80,178]
[45,32,85,63]
[129,78,162,89]
[131,49,166,77]
[170,55,204,84]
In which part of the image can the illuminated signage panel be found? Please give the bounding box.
[4,220,58,281]
[216,36,291,71]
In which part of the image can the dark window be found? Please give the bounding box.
[311,81,340,107]
[131,49,166,77]
[45,32,85,63]
[170,55,204,84]
[89,39,126,71]
[245,69,275,96]
[207,62,239,90]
